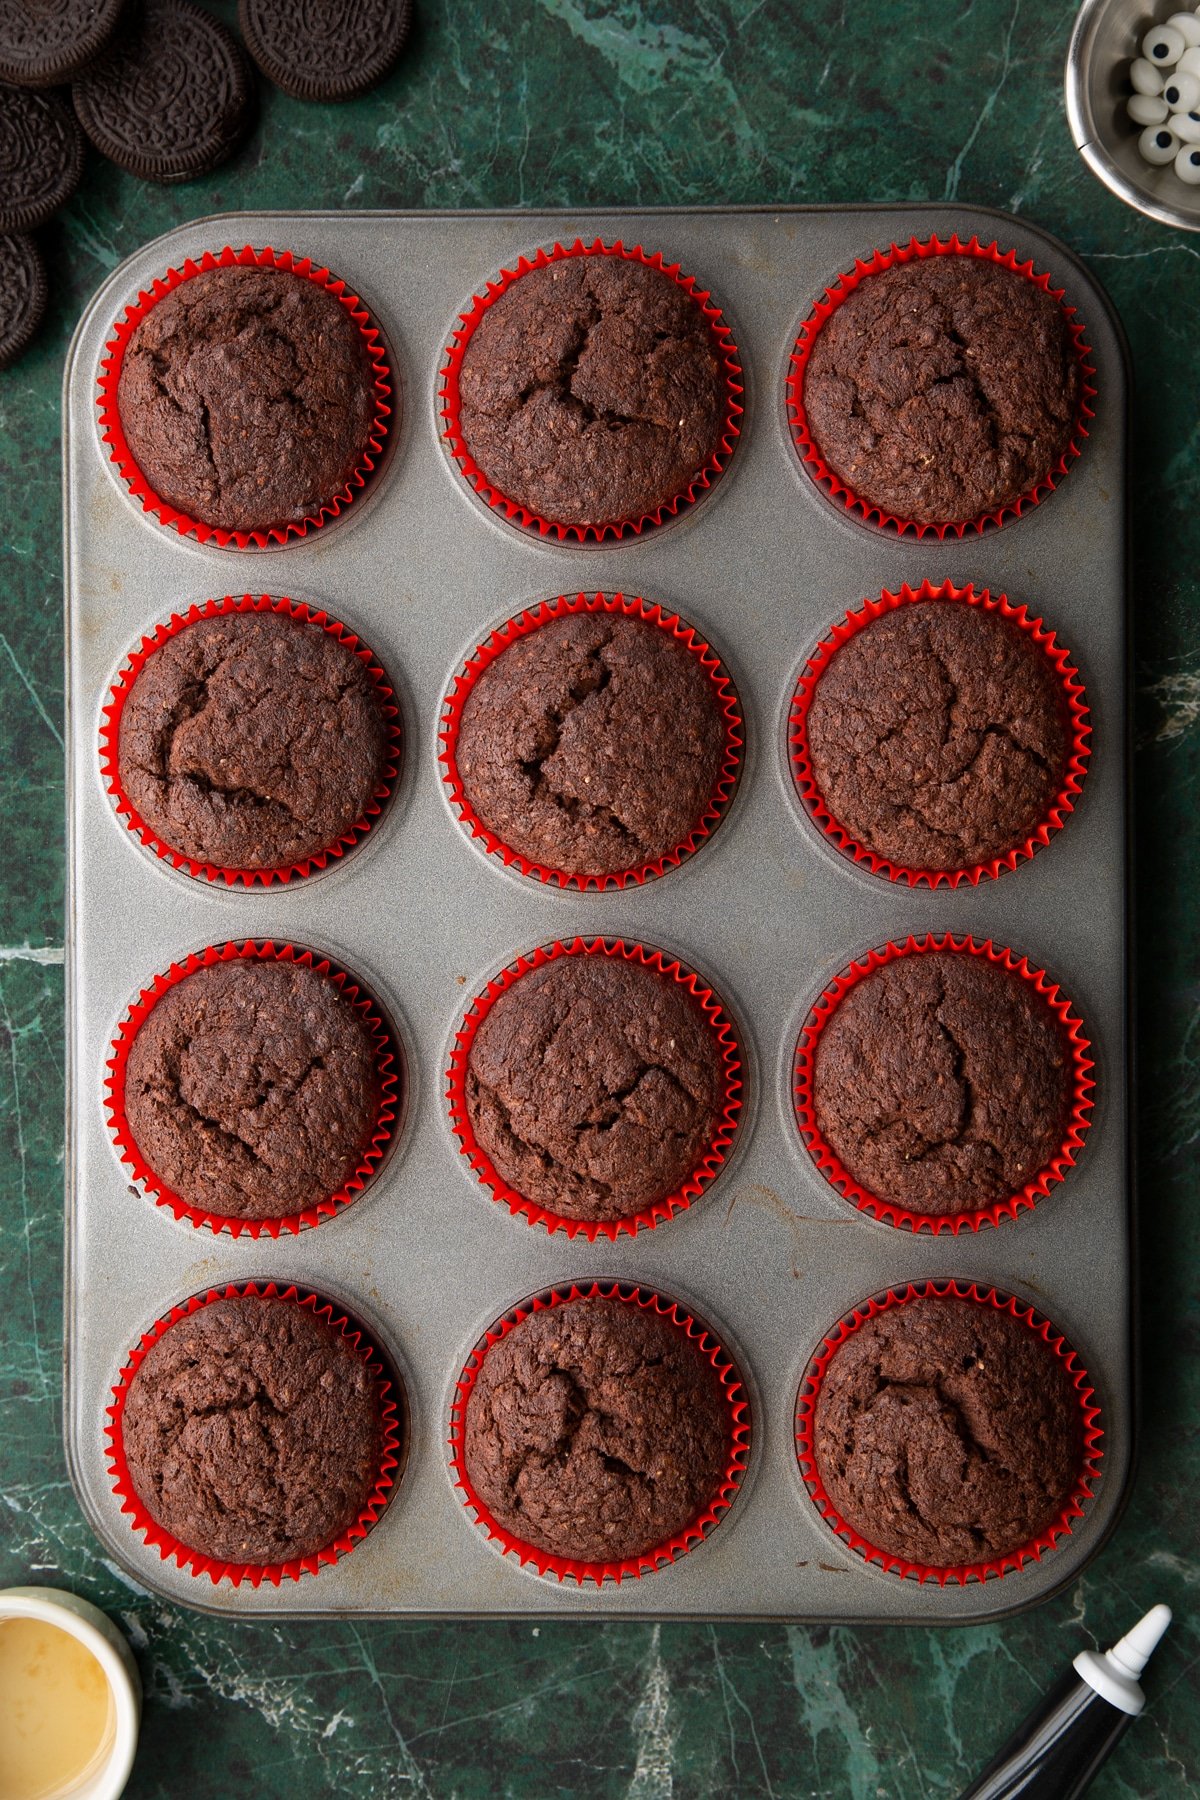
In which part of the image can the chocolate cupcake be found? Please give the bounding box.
[463,1295,730,1564]
[122,955,385,1221]
[803,599,1071,872]
[456,252,728,528]
[464,952,726,1224]
[811,1292,1084,1567]
[115,608,392,875]
[811,949,1072,1216]
[121,1293,388,1565]
[454,610,727,877]
[802,255,1080,525]
[115,263,381,534]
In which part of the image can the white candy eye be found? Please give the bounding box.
[1174,142,1200,180]
[1166,12,1200,45]
[1130,92,1170,123]
[1163,70,1200,107]
[1140,123,1182,162]
[1131,56,1164,93]
[1144,24,1185,62]
[1179,44,1200,74]
[1174,107,1200,140]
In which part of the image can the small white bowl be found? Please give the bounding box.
[1067,0,1200,230]
[0,1587,141,1800]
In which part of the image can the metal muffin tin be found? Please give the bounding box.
[63,206,1132,1621]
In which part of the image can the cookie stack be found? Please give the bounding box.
[0,0,414,366]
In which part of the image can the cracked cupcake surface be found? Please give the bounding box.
[456,254,727,527]
[464,1296,730,1563]
[812,1294,1083,1566]
[804,600,1070,872]
[123,958,384,1219]
[802,256,1079,524]
[455,611,727,876]
[116,264,380,533]
[811,950,1072,1216]
[465,953,725,1222]
[122,1295,387,1565]
[117,610,390,872]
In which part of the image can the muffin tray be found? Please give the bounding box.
[63,206,1132,1621]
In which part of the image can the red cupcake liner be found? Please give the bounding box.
[449,1279,751,1585]
[446,936,744,1242]
[100,594,402,888]
[795,1278,1104,1586]
[96,245,393,550]
[439,238,744,543]
[788,580,1091,888]
[785,234,1097,538]
[439,592,743,890]
[793,933,1095,1234]
[106,1280,404,1587]
[105,939,401,1239]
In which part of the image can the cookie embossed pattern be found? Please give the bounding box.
[64,207,1130,1622]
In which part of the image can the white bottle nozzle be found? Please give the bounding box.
[1074,1604,1173,1716]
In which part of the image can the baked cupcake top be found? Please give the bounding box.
[454,611,727,876]
[456,254,727,527]
[122,1294,387,1565]
[117,610,391,873]
[465,953,725,1223]
[804,600,1070,872]
[811,950,1071,1215]
[464,1296,729,1564]
[123,956,383,1220]
[802,256,1079,525]
[116,264,379,533]
[812,1294,1083,1566]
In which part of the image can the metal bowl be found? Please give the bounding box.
[1066,0,1200,230]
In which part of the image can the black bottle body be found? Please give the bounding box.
[957,1671,1133,1800]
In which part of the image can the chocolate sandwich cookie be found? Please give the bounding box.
[0,232,47,369]
[0,0,128,89]
[72,0,252,184]
[237,0,413,102]
[0,84,86,231]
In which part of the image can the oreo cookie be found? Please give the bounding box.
[72,0,252,184]
[0,0,128,89]
[0,85,86,231]
[0,232,48,369]
[237,0,413,103]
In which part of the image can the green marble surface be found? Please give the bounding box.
[1,1,1197,1794]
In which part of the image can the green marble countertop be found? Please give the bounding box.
[2,2,1197,1794]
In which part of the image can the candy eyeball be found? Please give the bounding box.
[1128,12,1200,179]
[1131,55,1165,93]
[1140,122,1182,162]
[1143,23,1185,61]
[1165,11,1200,45]
[1162,69,1200,107]
[1130,91,1170,123]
